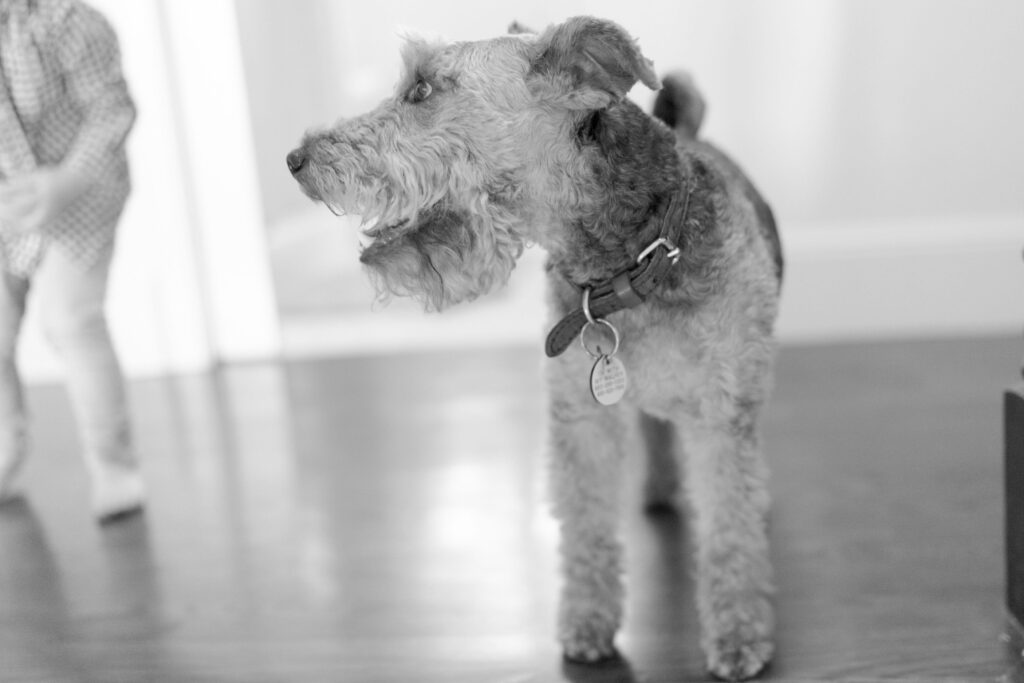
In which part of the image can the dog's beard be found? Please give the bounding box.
[297,142,524,312]
[359,205,523,312]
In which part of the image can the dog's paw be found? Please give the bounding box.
[702,596,774,681]
[559,616,618,664]
[706,635,773,681]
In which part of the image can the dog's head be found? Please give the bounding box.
[288,16,659,311]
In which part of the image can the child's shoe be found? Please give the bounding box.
[90,462,145,522]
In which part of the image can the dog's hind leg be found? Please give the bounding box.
[639,411,680,513]
[547,362,630,663]
[675,406,775,681]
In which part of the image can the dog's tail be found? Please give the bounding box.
[652,71,705,139]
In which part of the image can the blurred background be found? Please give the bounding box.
[15,0,1024,381]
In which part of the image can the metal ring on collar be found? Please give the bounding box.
[580,318,620,358]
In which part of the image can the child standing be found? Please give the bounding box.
[0,0,141,520]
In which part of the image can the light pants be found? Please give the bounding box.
[0,246,134,477]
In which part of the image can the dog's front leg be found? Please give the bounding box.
[547,357,629,663]
[677,413,775,681]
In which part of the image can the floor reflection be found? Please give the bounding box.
[0,498,81,680]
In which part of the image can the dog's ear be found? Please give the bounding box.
[527,16,659,110]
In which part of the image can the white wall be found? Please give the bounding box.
[158,0,281,363]
[235,0,345,229]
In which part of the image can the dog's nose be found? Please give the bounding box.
[286,149,307,175]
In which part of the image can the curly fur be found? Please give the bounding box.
[360,202,523,310]
[289,16,782,681]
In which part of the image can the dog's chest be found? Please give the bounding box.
[577,303,717,411]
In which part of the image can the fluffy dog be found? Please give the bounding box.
[287,16,783,680]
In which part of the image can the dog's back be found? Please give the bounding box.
[654,72,784,284]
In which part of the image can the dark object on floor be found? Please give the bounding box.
[1006,379,1024,632]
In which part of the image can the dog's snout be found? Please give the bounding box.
[286,149,308,175]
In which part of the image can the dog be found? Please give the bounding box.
[287,16,783,681]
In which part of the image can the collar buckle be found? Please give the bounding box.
[636,237,680,266]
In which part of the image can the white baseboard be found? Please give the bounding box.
[775,213,1022,343]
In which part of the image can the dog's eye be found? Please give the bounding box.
[409,79,432,103]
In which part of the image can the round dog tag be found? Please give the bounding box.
[590,355,628,406]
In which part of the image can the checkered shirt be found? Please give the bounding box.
[0,0,135,276]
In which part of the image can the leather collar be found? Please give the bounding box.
[545,179,693,358]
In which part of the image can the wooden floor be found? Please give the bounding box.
[1,337,1022,682]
